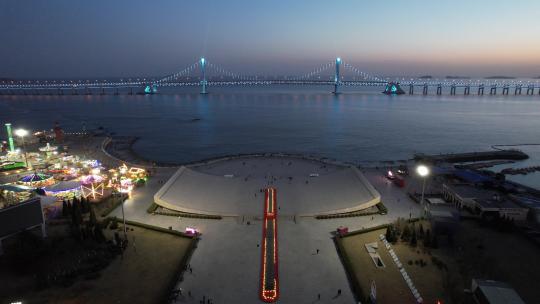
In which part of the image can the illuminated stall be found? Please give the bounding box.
[128,167,147,182]
[0,184,34,207]
[19,173,55,188]
[118,177,134,194]
[39,143,58,159]
[80,171,106,200]
[43,181,82,199]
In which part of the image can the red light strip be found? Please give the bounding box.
[260,187,279,302]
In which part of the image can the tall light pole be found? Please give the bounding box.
[120,194,127,240]
[118,165,128,240]
[416,164,430,215]
[15,129,31,170]
[5,123,15,152]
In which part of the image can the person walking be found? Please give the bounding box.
[316,249,319,254]
[337,289,341,296]
[318,293,321,300]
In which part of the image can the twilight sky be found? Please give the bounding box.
[1,0,540,78]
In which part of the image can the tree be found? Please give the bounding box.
[62,200,68,218]
[89,205,97,227]
[71,199,83,226]
[410,228,418,247]
[81,196,90,213]
[110,217,118,230]
[79,196,86,213]
[386,225,399,243]
[424,229,431,247]
[385,226,392,241]
[94,223,106,243]
[431,234,439,249]
[418,223,425,239]
[71,199,78,224]
[84,197,91,213]
[66,201,73,217]
[401,224,411,241]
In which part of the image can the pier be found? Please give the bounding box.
[415,150,529,163]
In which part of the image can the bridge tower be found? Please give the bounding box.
[333,57,341,94]
[503,85,509,95]
[515,84,522,95]
[200,57,208,94]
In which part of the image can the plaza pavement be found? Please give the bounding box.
[110,160,423,304]
[154,157,380,217]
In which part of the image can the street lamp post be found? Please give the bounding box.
[15,129,30,170]
[120,194,127,240]
[416,164,430,216]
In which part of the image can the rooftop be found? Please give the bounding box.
[445,183,499,200]
[473,279,525,304]
[473,198,525,210]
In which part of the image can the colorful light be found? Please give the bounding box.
[119,164,128,175]
[82,182,104,199]
[185,226,198,235]
[5,123,15,152]
[260,188,279,302]
[118,177,133,193]
[80,174,104,185]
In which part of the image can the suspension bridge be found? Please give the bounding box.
[1,58,539,96]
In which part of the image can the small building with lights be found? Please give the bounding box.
[442,183,528,221]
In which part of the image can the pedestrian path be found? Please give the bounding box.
[379,234,423,303]
[260,188,279,302]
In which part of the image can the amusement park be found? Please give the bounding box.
[0,122,148,221]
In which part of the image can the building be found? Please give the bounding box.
[442,183,498,209]
[471,279,525,304]
[509,194,540,223]
[425,198,460,235]
[442,184,528,221]
[0,197,46,255]
[473,198,528,221]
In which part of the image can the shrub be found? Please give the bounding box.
[376,203,388,214]
[401,225,411,241]
[109,217,118,230]
[146,202,159,213]
[431,256,447,270]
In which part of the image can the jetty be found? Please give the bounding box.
[415,150,528,163]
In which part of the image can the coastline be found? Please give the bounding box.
[99,133,539,192]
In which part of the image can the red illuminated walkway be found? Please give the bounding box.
[260,187,279,302]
